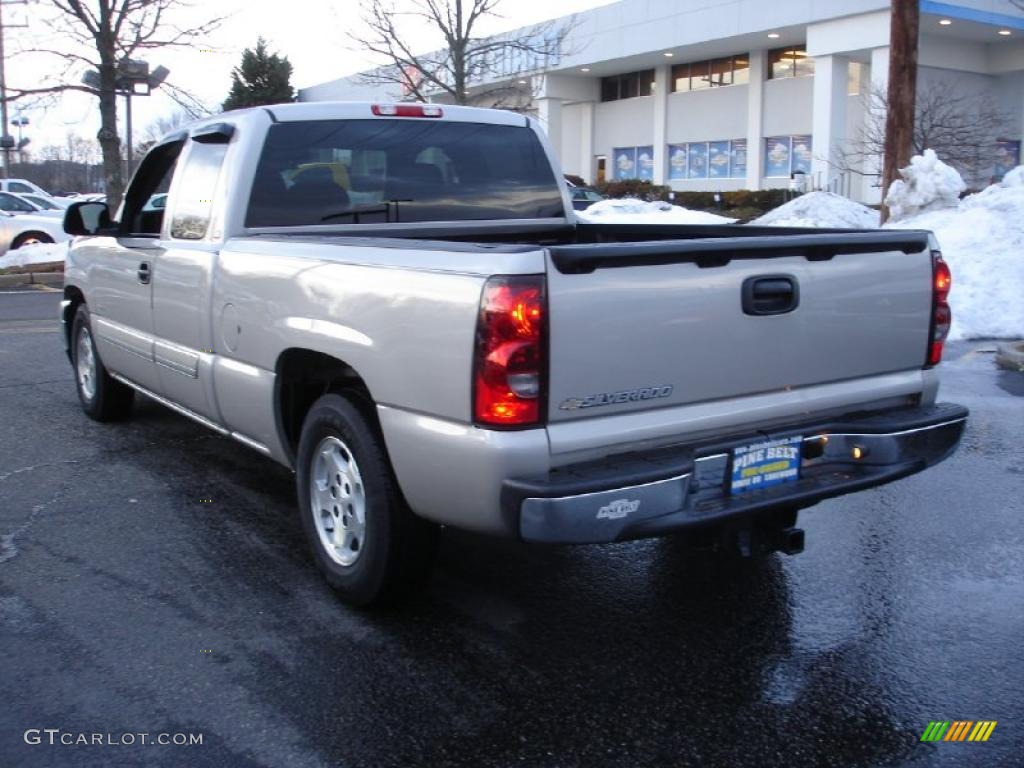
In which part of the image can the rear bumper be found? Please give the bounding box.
[502,402,968,544]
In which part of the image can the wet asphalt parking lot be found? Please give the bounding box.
[1,289,1022,767]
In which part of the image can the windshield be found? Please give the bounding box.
[25,195,59,210]
[246,119,564,227]
[0,192,37,213]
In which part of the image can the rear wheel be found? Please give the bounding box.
[296,393,438,607]
[71,306,134,421]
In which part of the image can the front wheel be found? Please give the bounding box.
[71,305,134,421]
[296,393,438,607]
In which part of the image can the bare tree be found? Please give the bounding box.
[837,82,1012,186]
[135,110,191,156]
[350,0,577,109]
[15,131,103,192]
[8,1,223,208]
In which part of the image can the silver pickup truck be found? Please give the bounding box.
[60,102,967,605]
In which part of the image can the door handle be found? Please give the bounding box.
[137,262,151,285]
[742,275,799,315]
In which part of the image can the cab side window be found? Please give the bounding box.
[121,141,183,236]
[170,142,228,240]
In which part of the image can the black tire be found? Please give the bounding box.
[12,232,54,249]
[71,305,134,421]
[296,393,438,607]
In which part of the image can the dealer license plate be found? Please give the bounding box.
[730,436,803,494]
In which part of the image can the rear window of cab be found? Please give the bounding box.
[245,119,565,227]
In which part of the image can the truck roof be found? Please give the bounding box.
[218,101,533,128]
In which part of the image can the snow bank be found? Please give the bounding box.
[751,191,879,229]
[886,168,1024,340]
[0,240,69,270]
[884,149,965,221]
[576,198,736,225]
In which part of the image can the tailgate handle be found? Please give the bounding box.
[743,275,799,316]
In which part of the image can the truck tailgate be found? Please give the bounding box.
[544,232,933,429]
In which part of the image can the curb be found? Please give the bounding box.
[0,271,64,288]
[995,341,1024,372]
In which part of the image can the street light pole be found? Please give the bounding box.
[125,90,132,174]
[0,1,11,179]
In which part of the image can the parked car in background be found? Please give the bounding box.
[0,191,63,217]
[0,178,53,198]
[568,185,605,211]
[1,192,64,217]
[0,210,68,257]
[143,193,168,212]
[20,193,72,210]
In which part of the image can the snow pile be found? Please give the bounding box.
[884,149,966,221]
[999,165,1024,187]
[0,240,69,270]
[752,191,878,229]
[576,198,736,225]
[886,167,1024,340]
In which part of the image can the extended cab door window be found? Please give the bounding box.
[169,141,229,240]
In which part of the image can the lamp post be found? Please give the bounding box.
[82,60,169,177]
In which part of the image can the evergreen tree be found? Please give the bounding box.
[223,38,296,110]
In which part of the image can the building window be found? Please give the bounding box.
[847,61,862,95]
[671,55,750,92]
[668,139,747,180]
[768,47,814,79]
[600,70,655,102]
[613,146,655,180]
[763,135,813,177]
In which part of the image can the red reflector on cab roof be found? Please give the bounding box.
[371,104,443,118]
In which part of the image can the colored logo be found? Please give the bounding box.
[920,721,997,742]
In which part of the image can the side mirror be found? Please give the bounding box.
[64,201,113,236]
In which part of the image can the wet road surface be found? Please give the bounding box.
[1,292,1022,767]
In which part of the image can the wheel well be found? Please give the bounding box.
[275,349,376,463]
[13,231,55,247]
[63,286,86,353]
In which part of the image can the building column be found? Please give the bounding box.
[579,101,595,183]
[864,45,890,204]
[653,65,670,184]
[811,54,848,192]
[746,49,766,190]
[536,95,564,160]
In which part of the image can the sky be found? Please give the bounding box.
[6,0,616,154]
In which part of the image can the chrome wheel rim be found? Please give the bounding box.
[310,435,366,567]
[76,326,97,401]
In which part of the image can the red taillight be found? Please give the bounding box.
[473,276,546,427]
[927,253,952,366]
[371,104,443,118]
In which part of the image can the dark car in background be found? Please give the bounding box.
[568,184,604,211]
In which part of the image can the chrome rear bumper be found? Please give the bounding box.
[504,403,968,544]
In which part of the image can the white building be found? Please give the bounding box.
[300,0,1024,202]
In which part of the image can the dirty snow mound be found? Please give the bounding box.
[886,168,1024,340]
[752,191,878,228]
[0,240,69,269]
[576,198,736,224]
[885,149,965,221]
